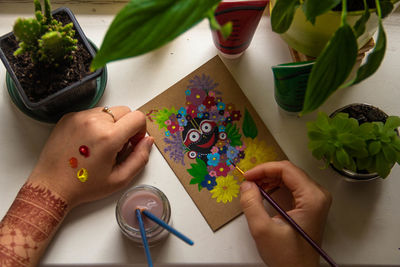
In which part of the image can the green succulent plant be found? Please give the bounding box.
[13,0,78,66]
[307,111,400,178]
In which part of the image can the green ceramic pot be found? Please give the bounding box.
[270,0,379,57]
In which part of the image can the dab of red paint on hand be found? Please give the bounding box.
[79,145,90,157]
[69,157,78,168]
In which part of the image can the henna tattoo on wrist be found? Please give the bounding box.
[0,183,68,266]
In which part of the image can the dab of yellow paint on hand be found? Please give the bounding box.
[77,168,88,182]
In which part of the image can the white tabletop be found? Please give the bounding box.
[1,3,400,266]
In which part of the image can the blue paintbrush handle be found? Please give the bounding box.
[135,209,153,267]
[142,210,194,246]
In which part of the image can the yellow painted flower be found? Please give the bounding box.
[238,137,277,172]
[210,175,240,203]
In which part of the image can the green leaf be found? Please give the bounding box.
[384,116,400,131]
[375,153,391,178]
[271,0,300,33]
[301,24,358,114]
[187,158,208,191]
[368,141,382,155]
[91,0,221,69]
[357,156,373,170]
[226,123,242,146]
[379,0,394,19]
[336,148,350,168]
[382,143,397,163]
[302,0,341,25]
[242,108,258,139]
[351,21,386,85]
[392,138,400,151]
[353,1,370,38]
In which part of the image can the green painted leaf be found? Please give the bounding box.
[226,123,242,147]
[353,0,370,38]
[187,158,208,192]
[301,24,358,114]
[302,0,341,25]
[91,0,221,69]
[351,21,386,85]
[242,108,258,139]
[271,0,300,33]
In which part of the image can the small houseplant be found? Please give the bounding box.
[307,105,400,179]
[270,0,399,114]
[0,0,106,122]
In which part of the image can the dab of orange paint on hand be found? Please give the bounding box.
[69,157,78,168]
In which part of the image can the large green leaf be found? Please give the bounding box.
[351,21,386,85]
[302,0,341,24]
[242,108,258,139]
[91,0,221,69]
[301,24,358,114]
[271,0,300,33]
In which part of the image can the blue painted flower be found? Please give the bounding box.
[217,102,225,110]
[178,117,187,127]
[165,130,171,137]
[203,112,210,119]
[201,175,217,191]
[219,125,225,132]
[198,104,206,112]
[207,153,220,167]
[219,146,228,155]
[197,112,204,119]
[178,107,187,116]
[176,113,182,119]
[227,146,239,160]
[185,89,191,95]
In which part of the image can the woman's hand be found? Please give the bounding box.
[28,106,154,208]
[240,161,332,267]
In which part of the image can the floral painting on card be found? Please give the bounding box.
[139,56,287,231]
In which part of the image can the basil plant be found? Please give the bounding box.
[271,0,398,114]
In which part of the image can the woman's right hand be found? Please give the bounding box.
[240,161,332,267]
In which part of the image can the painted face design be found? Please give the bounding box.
[182,118,218,156]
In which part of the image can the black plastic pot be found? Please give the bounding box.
[0,7,106,122]
[329,103,389,182]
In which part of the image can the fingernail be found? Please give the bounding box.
[240,181,253,193]
[146,136,154,148]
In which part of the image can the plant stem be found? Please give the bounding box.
[375,0,382,18]
[341,0,348,25]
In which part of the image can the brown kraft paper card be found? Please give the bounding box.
[139,56,287,231]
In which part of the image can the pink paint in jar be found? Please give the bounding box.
[116,185,171,246]
[211,0,268,59]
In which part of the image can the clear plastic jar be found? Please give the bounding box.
[116,185,171,246]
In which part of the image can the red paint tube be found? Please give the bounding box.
[211,0,268,59]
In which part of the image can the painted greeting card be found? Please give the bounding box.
[139,56,287,231]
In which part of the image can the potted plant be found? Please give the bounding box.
[270,0,399,114]
[307,103,400,181]
[0,0,106,123]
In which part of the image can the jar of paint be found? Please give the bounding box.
[116,185,171,246]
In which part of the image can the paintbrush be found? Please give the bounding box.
[231,161,338,267]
